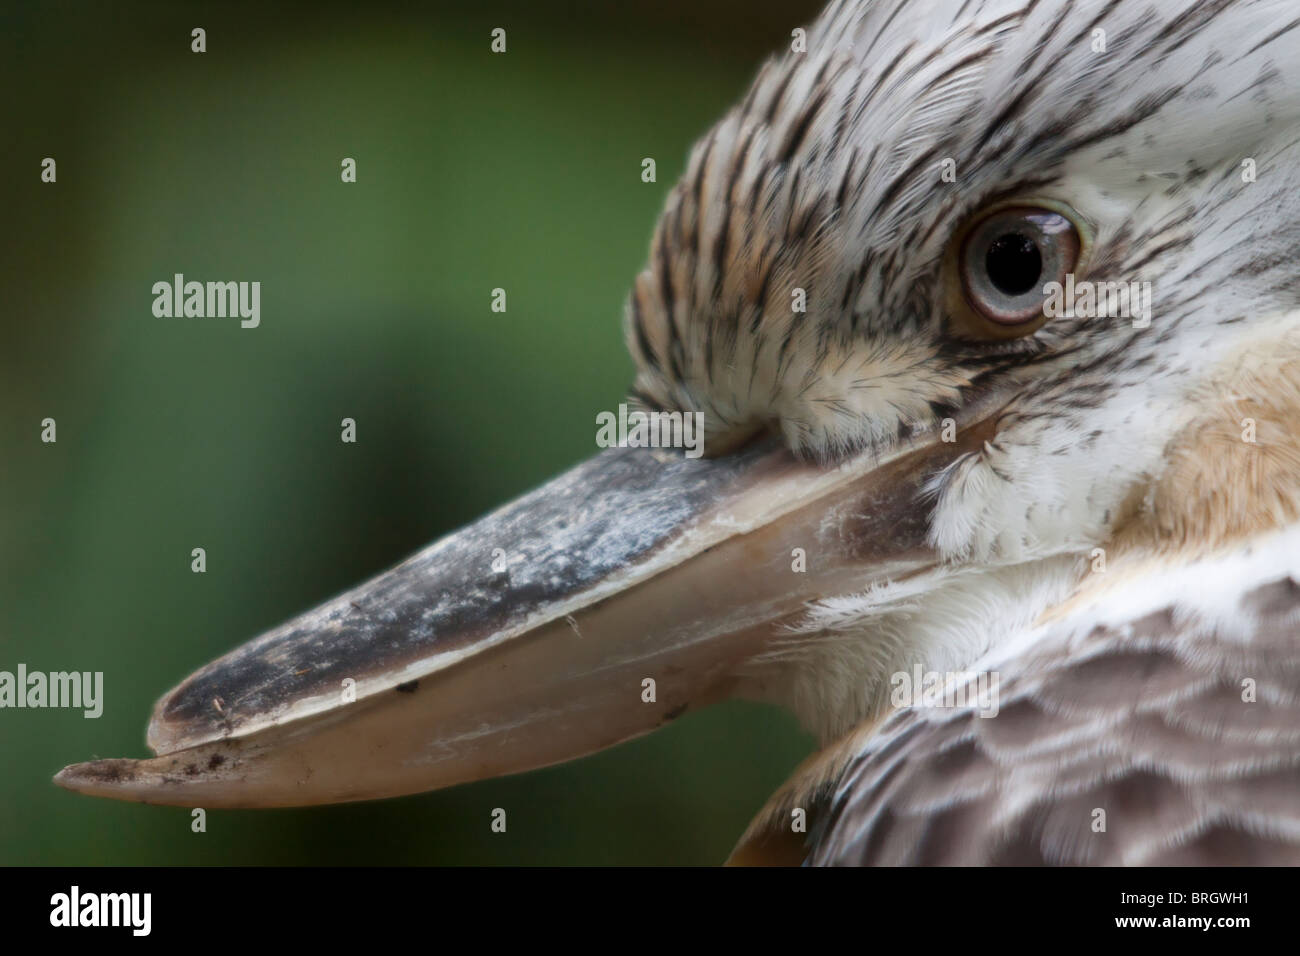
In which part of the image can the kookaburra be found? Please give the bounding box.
[59,0,1300,865]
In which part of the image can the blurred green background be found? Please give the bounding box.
[2,0,822,864]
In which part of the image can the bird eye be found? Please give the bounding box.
[953,206,1081,339]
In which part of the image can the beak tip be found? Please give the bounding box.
[54,751,227,806]
[54,758,145,800]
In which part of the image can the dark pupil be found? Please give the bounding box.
[985,232,1042,296]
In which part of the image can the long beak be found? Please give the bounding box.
[55,420,990,808]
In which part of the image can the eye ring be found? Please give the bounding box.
[949,203,1084,340]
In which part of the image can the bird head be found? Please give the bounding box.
[633,0,1300,548]
[624,0,1300,739]
[58,0,1300,817]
